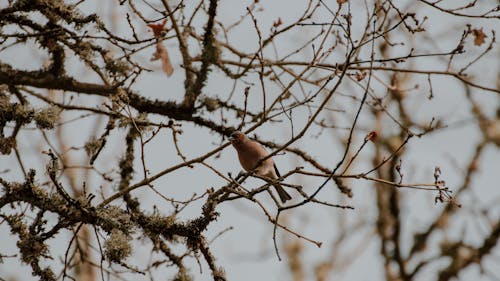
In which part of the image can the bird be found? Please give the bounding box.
[229,131,292,203]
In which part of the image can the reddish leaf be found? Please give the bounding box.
[147,20,167,38]
[355,71,367,81]
[365,131,378,143]
[273,18,282,28]
[472,28,487,46]
[151,41,174,77]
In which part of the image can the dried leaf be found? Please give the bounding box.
[151,42,174,77]
[337,0,349,4]
[365,131,378,142]
[273,18,282,28]
[355,71,367,81]
[147,20,167,38]
[472,28,487,46]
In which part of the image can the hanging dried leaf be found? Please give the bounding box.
[472,28,487,46]
[273,18,282,28]
[337,0,349,4]
[147,19,167,38]
[151,41,174,77]
[365,131,378,143]
[355,70,367,81]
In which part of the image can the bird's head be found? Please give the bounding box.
[230,131,247,145]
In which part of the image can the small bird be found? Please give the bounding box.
[229,131,292,203]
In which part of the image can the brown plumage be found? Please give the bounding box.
[229,131,292,203]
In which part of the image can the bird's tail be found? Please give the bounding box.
[273,183,292,203]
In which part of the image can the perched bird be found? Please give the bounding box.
[229,131,292,203]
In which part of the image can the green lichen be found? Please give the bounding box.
[84,136,102,158]
[0,94,10,113]
[0,136,15,154]
[203,97,219,112]
[13,103,34,124]
[105,57,131,78]
[104,229,132,263]
[173,269,193,281]
[96,206,133,233]
[0,94,34,125]
[118,112,150,131]
[34,106,61,129]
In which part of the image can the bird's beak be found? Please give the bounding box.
[229,133,237,141]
